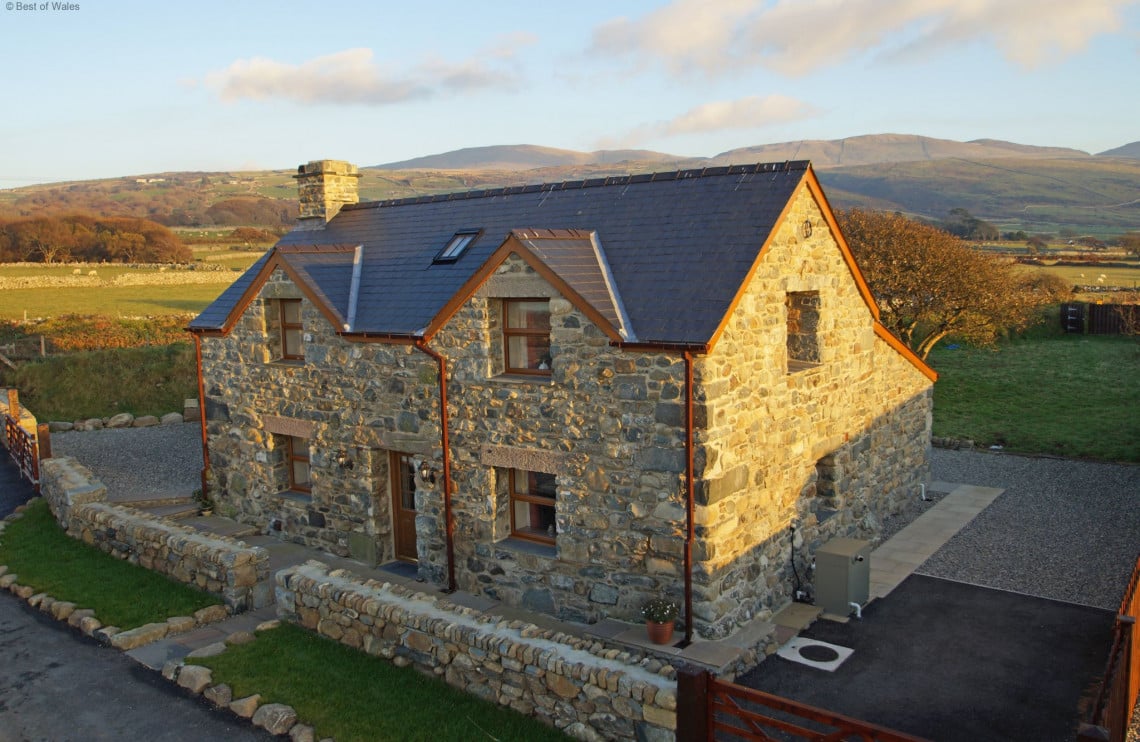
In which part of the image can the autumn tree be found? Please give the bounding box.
[0,214,191,264]
[839,209,1057,360]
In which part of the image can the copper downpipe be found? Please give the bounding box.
[415,340,457,593]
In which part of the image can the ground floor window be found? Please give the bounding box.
[285,435,311,493]
[509,468,556,544]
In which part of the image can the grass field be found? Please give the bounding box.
[2,344,196,420]
[0,284,231,319]
[189,623,569,742]
[1024,263,1140,291]
[0,499,220,628]
[929,332,1140,462]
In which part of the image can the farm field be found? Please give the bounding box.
[0,247,264,320]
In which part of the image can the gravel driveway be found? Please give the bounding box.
[47,427,1140,608]
[50,423,203,502]
[923,448,1139,611]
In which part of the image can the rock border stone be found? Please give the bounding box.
[48,411,188,433]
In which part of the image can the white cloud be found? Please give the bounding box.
[591,0,1137,77]
[598,94,818,147]
[665,95,819,134]
[202,40,529,105]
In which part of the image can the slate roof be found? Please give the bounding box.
[190,162,813,346]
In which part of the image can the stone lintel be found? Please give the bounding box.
[480,445,565,474]
[262,415,315,439]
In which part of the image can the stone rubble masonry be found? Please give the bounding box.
[276,561,677,741]
[39,457,272,612]
[47,411,186,433]
[199,179,933,641]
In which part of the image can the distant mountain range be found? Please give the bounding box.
[2,134,1137,235]
[375,133,1136,171]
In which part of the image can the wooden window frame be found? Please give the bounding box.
[502,299,552,377]
[508,469,556,545]
[278,298,304,361]
[285,435,311,494]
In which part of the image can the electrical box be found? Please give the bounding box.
[815,537,871,617]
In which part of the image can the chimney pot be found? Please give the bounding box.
[294,159,361,227]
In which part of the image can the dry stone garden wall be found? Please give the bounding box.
[276,560,677,742]
[39,456,272,611]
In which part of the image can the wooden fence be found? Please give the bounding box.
[676,666,928,741]
[1061,303,1140,335]
[1078,556,1140,742]
[2,388,51,492]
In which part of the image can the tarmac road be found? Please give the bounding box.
[0,594,274,742]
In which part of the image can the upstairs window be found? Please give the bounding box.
[272,298,304,361]
[503,299,551,376]
[510,469,556,544]
[433,229,480,264]
[786,291,821,372]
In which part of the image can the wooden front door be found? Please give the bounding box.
[390,452,418,562]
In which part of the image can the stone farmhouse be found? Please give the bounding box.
[188,159,936,640]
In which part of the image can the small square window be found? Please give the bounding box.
[786,291,821,372]
[503,299,551,375]
[433,229,480,263]
[510,469,556,544]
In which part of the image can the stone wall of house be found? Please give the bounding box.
[202,259,693,627]
[39,457,272,611]
[200,268,443,565]
[427,255,691,625]
[276,560,677,742]
[690,187,933,637]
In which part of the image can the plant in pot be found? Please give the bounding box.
[641,597,679,645]
[193,488,213,516]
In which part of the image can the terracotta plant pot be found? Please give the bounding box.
[646,620,675,645]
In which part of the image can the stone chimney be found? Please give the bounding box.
[294,159,361,228]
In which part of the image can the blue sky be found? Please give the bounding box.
[2,0,1138,188]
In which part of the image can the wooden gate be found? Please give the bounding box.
[1078,555,1140,742]
[677,666,929,741]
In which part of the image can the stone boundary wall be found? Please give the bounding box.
[0,271,238,290]
[276,561,677,742]
[39,457,272,612]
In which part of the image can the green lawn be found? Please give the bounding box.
[189,623,570,742]
[929,333,1140,462]
[0,500,220,628]
[0,284,230,319]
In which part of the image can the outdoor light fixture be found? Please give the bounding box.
[335,450,354,470]
[418,460,438,485]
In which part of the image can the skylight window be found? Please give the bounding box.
[434,229,481,263]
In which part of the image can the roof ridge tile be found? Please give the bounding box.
[341,160,812,212]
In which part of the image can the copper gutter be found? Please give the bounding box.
[414,340,457,593]
[683,350,696,646]
[193,334,210,496]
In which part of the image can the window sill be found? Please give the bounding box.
[496,537,556,559]
[267,359,306,369]
[491,373,553,385]
[278,490,312,504]
[787,360,822,374]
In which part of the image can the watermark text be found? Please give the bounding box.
[6,2,81,11]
